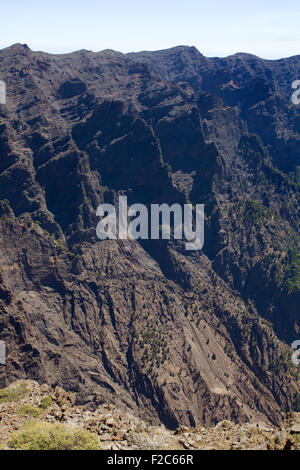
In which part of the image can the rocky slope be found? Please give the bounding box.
[1,380,300,450]
[0,44,299,429]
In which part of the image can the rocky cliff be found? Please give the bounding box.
[0,44,299,429]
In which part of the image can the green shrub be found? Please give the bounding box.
[40,396,52,410]
[0,383,30,403]
[18,404,41,418]
[8,421,100,450]
[243,199,271,226]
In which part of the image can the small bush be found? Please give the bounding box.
[40,396,52,410]
[8,421,100,450]
[0,383,30,403]
[18,404,41,418]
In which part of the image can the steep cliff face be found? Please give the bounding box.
[0,44,299,429]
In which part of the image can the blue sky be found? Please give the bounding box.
[0,0,299,58]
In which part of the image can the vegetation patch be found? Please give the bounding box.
[243,199,271,226]
[18,404,41,418]
[0,383,30,403]
[138,325,169,371]
[40,396,53,410]
[8,421,100,450]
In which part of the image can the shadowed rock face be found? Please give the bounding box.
[0,43,299,429]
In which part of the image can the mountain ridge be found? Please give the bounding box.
[3,42,300,61]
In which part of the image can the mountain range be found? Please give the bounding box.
[0,43,299,429]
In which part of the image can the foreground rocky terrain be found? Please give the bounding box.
[0,44,299,428]
[0,380,300,450]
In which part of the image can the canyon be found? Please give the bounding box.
[0,43,299,429]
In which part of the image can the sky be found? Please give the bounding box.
[0,0,299,59]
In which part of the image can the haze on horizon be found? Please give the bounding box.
[0,0,299,60]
